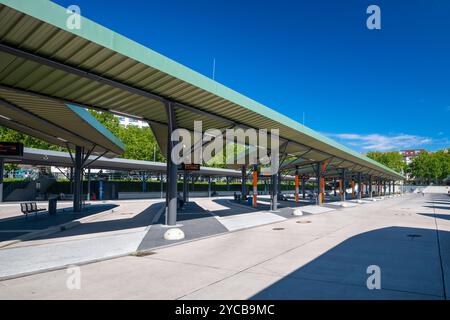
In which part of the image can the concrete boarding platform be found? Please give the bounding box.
[214,211,286,231]
[324,201,359,209]
[300,205,336,215]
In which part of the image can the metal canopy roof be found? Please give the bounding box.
[3,147,243,177]
[0,0,404,181]
[0,87,124,157]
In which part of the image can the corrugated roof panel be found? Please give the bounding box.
[0,87,124,156]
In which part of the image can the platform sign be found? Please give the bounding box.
[180,163,201,171]
[0,142,24,157]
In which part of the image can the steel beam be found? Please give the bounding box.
[0,44,166,104]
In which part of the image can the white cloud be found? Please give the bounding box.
[327,133,432,151]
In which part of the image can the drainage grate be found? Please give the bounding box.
[131,251,156,257]
[297,220,311,224]
[272,227,285,231]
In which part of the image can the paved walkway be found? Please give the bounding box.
[0,200,164,279]
[0,193,448,299]
[0,203,116,242]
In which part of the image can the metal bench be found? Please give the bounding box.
[20,202,46,218]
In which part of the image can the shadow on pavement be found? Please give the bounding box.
[32,202,164,241]
[418,213,450,221]
[251,226,446,300]
[422,205,450,211]
[0,203,119,242]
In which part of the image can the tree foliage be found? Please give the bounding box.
[88,110,165,162]
[366,149,450,184]
[0,124,65,152]
[406,149,450,184]
[366,151,406,173]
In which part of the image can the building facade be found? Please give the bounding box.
[117,116,148,128]
[399,149,426,164]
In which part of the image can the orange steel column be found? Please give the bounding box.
[295,174,299,205]
[320,177,325,205]
[339,179,343,198]
[319,161,328,205]
[252,168,258,207]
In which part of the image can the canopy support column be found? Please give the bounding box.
[302,176,306,200]
[341,169,347,202]
[369,176,373,198]
[241,165,247,200]
[333,178,337,197]
[0,158,4,203]
[183,169,188,204]
[252,165,258,207]
[314,163,320,206]
[87,168,91,201]
[351,177,355,198]
[358,173,362,200]
[294,166,299,205]
[271,172,278,211]
[318,161,327,206]
[160,173,164,199]
[208,176,211,197]
[73,146,83,212]
[165,102,178,226]
[277,173,282,200]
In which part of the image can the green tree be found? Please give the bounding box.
[0,125,65,151]
[407,150,450,184]
[88,110,164,162]
[366,151,405,173]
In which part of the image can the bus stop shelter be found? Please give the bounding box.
[0,0,404,227]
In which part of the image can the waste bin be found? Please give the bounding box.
[247,197,252,206]
[48,197,57,215]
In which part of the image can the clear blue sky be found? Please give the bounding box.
[53,0,449,152]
